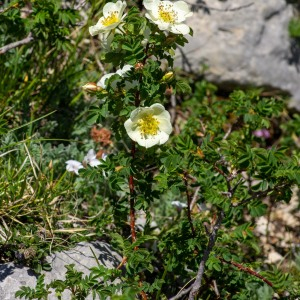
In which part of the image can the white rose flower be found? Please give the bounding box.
[143,0,193,35]
[124,103,172,148]
[97,72,116,89]
[89,0,127,36]
[97,65,133,89]
[66,160,84,175]
[116,64,133,76]
[83,149,101,167]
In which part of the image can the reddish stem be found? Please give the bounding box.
[117,256,128,270]
[219,258,273,287]
[129,138,147,299]
[129,141,137,246]
[127,45,150,299]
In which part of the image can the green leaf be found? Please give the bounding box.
[175,79,192,94]
[249,200,268,217]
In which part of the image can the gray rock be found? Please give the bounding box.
[0,241,122,300]
[176,0,300,109]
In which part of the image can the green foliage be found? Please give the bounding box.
[289,18,300,38]
[1,0,299,299]
[0,0,93,140]
[15,275,49,300]
[15,263,125,300]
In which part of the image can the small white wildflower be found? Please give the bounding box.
[124,103,172,148]
[89,0,127,36]
[171,201,188,209]
[66,160,84,175]
[101,153,108,161]
[83,149,101,167]
[143,0,193,35]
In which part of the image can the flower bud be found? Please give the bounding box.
[82,82,103,93]
[161,71,175,83]
[135,62,144,71]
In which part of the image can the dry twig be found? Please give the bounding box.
[183,171,196,237]
[0,33,33,55]
[188,211,225,299]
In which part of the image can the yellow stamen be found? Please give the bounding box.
[138,114,160,136]
[158,4,176,24]
[101,11,119,26]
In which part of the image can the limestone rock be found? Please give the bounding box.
[177,0,300,109]
[0,241,122,300]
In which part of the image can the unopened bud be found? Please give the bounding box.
[196,148,205,159]
[82,82,102,93]
[135,62,144,71]
[161,71,175,83]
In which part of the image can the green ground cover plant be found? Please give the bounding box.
[0,0,300,299]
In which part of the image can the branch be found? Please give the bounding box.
[188,211,225,299]
[74,0,86,10]
[129,141,137,246]
[117,256,127,270]
[0,3,19,14]
[0,33,33,55]
[212,279,220,298]
[190,186,200,210]
[219,257,273,287]
[169,284,193,300]
[223,124,232,140]
[213,163,232,194]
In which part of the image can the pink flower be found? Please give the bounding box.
[253,129,271,139]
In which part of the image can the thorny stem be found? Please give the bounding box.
[139,284,148,300]
[128,43,149,243]
[183,171,196,237]
[129,57,150,298]
[129,142,148,299]
[117,256,128,270]
[134,43,149,107]
[129,141,137,246]
[188,211,225,299]
[213,163,231,194]
[219,257,273,287]
[236,184,286,207]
